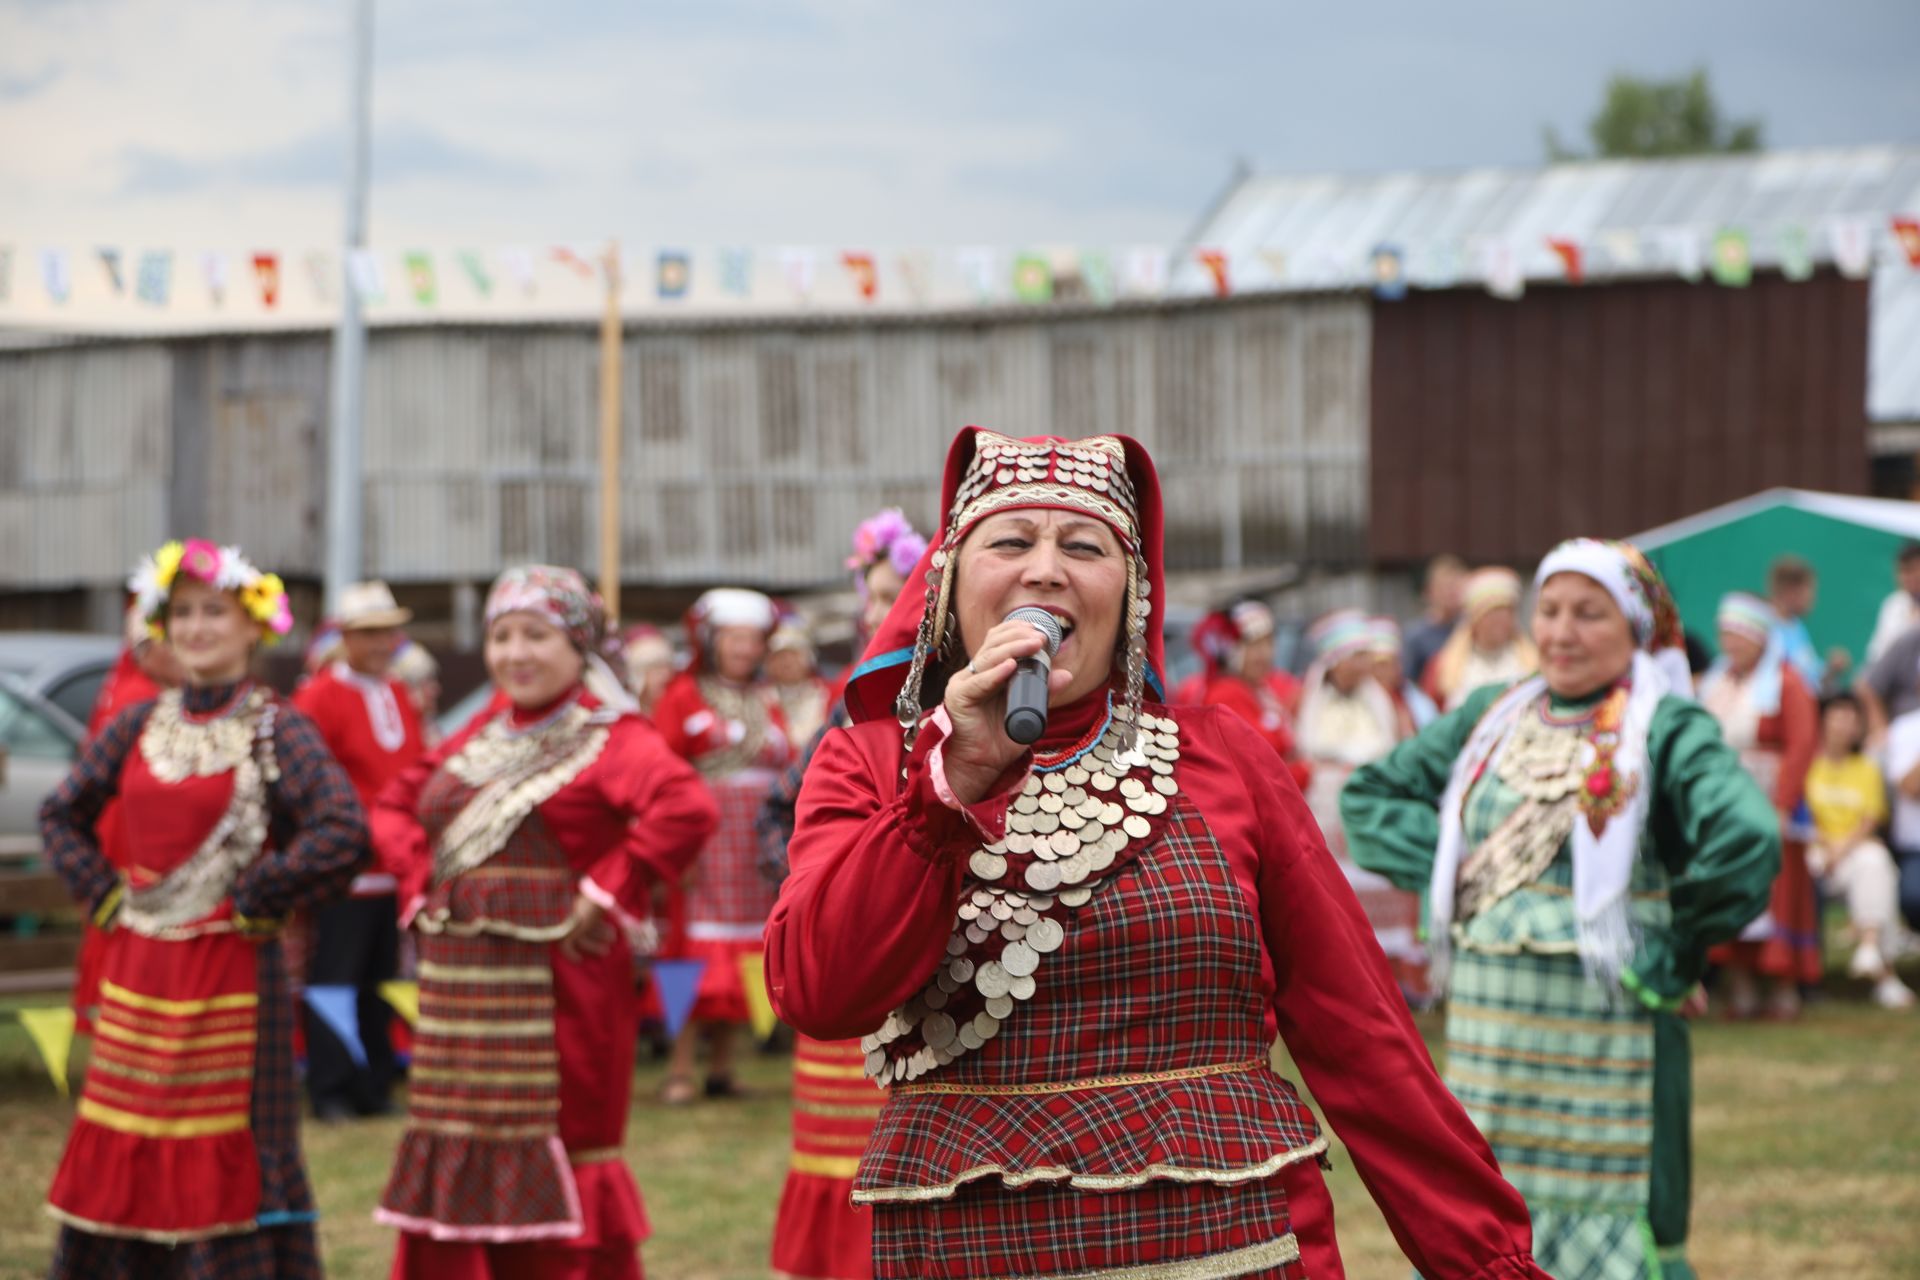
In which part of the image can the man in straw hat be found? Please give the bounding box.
[293,580,426,1119]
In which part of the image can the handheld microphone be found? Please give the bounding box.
[1003,607,1067,745]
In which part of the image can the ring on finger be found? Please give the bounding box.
[966,658,979,675]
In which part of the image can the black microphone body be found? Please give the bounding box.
[1003,607,1066,745]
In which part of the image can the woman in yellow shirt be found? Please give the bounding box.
[1803,692,1914,1008]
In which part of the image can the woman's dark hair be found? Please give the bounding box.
[1899,541,1920,567]
[1820,691,1868,751]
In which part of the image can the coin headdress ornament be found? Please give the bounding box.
[884,430,1158,763]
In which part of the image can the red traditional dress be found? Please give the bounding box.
[373,685,716,1280]
[1700,657,1822,985]
[654,670,791,1023]
[767,428,1548,1280]
[71,650,164,1034]
[39,681,368,1279]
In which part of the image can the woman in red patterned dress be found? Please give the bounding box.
[651,588,792,1102]
[40,540,367,1279]
[373,565,716,1280]
[766,429,1551,1280]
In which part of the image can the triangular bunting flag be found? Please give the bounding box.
[897,250,933,304]
[1480,239,1524,300]
[553,245,597,279]
[378,980,419,1027]
[778,247,818,301]
[719,247,752,298]
[403,251,437,306]
[135,250,172,306]
[737,953,777,1041]
[1123,246,1168,297]
[18,1007,76,1098]
[1545,237,1583,283]
[1829,219,1873,279]
[304,984,367,1068]
[252,252,281,308]
[1012,252,1053,303]
[649,959,706,1040]
[842,251,878,301]
[347,249,384,303]
[955,246,998,302]
[457,250,492,297]
[97,247,125,295]
[1777,225,1815,282]
[41,248,71,303]
[1195,248,1230,297]
[201,250,229,305]
[1710,228,1751,287]
[1894,216,1920,268]
[1080,249,1116,304]
[305,251,334,304]
[500,247,535,295]
[1370,243,1406,300]
[657,250,691,300]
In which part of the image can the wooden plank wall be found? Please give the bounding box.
[1368,270,1872,567]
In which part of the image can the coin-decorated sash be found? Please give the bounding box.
[863,699,1183,1085]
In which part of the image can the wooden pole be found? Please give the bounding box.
[597,240,623,626]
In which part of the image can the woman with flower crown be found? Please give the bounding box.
[371,565,716,1280]
[1343,540,1781,1280]
[38,539,369,1279]
[767,429,1554,1280]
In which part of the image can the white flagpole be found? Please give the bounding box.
[325,0,374,614]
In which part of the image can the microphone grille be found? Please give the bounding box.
[1006,606,1065,654]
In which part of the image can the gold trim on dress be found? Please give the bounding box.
[407,1118,557,1140]
[790,1153,863,1178]
[97,1006,257,1037]
[409,1066,561,1087]
[417,962,553,985]
[1446,1068,1651,1102]
[567,1147,622,1166]
[950,1234,1299,1280]
[93,1022,256,1054]
[76,1097,250,1138]
[407,1091,559,1115]
[1450,1005,1655,1039]
[88,1058,255,1088]
[44,1204,259,1245]
[84,1079,252,1115]
[99,980,258,1016]
[851,1138,1328,1204]
[414,1015,555,1038]
[793,1058,869,1081]
[92,1044,254,1076]
[793,1099,887,1119]
[890,1057,1267,1098]
[1447,1040,1652,1071]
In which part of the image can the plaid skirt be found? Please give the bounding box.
[1445,946,1663,1280]
[870,1175,1305,1279]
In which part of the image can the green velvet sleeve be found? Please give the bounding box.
[1629,695,1783,1006]
[1338,683,1508,899]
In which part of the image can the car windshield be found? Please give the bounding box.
[0,684,77,761]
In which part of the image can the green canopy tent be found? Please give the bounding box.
[1631,489,1920,670]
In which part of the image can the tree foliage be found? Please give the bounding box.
[1546,68,1764,162]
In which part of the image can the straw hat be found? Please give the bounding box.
[337,580,413,631]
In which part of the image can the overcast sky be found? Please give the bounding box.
[4,0,1918,249]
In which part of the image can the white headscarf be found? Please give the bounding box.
[1427,538,1687,995]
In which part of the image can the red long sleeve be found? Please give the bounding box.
[1767,666,1819,813]
[570,717,717,903]
[764,721,984,1041]
[370,716,481,909]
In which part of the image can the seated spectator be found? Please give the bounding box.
[1867,541,1920,665]
[1804,693,1914,1009]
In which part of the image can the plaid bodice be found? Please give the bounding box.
[854,797,1324,1201]
[416,766,575,937]
[1456,713,1673,955]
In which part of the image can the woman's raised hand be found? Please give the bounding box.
[939,617,1075,805]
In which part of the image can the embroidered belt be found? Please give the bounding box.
[890,1057,1269,1098]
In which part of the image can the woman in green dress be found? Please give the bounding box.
[1341,538,1779,1280]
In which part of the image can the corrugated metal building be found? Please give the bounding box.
[0,295,1372,630]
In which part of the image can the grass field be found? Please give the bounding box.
[1,996,1916,1279]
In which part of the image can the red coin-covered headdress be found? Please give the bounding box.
[842,426,1167,756]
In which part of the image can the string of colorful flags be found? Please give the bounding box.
[5,952,780,1097]
[0,216,1914,321]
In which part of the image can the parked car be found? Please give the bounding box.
[0,673,84,837]
[0,632,124,730]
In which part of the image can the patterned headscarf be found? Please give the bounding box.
[484,565,606,655]
[1534,537,1689,694]
[1461,567,1523,622]
[843,428,1165,760]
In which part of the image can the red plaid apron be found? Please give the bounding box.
[377,769,580,1241]
[862,798,1323,1279]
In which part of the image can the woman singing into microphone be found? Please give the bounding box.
[765,428,1549,1280]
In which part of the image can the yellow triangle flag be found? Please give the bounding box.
[18,1007,76,1098]
[379,981,420,1027]
[737,953,778,1041]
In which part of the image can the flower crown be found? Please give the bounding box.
[129,539,295,645]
